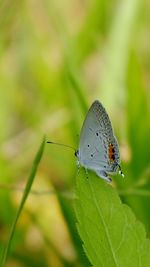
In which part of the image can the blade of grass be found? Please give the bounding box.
[1,136,46,267]
[65,64,88,114]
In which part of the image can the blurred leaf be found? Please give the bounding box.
[127,52,150,178]
[99,0,141,114]
[76,0,116,62]
[75,169,150,267]
[46,1,88,116]
[124,51,150,236]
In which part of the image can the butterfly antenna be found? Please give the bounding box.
[47,141,76,152]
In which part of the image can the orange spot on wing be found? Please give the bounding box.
[108,143,115,161]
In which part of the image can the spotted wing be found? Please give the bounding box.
[79,100,120,173]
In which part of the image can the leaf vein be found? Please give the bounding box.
[88,179,119,267]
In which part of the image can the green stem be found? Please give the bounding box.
[1,137,45,266]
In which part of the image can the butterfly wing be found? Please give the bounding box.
[78,100,120,173]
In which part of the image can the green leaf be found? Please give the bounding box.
[75,169,150,267]
[1,136,46,267]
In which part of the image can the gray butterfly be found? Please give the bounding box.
[75,100,124,182]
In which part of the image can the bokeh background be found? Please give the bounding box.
[0,0,150,266]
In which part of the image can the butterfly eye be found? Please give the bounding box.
[88,145,90,147]
[91,154,93,157]
[96,132,99,136]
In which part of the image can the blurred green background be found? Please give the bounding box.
[0,0,150,266]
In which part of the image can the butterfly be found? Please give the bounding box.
[75,100,124,182]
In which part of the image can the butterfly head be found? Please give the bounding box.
[75,149,79,158]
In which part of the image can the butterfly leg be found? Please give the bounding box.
[85,168,89,179]
[95,170,112,183]
[75,160,81,177]
[75,166,80,177]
